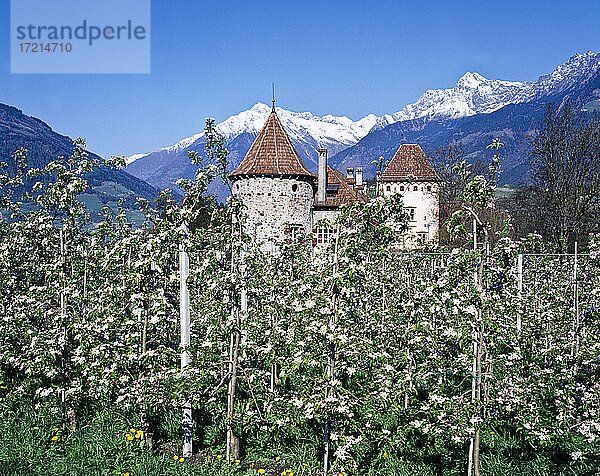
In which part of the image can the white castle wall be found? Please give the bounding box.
[232,176,314,250]
[381,181,439,245]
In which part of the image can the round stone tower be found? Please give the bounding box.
[229,105,315,250]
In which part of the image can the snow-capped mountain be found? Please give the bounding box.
[372,51,600,128]
[216,103,379,153]
[525,51,600,98]
[334,52,600,185]
[126,51,599,195]
[372,72,526,128]
[127,103,380,167]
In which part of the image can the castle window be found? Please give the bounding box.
[285,223,303,241]
[400,186,405,191]
[404,207,416,222]
[427,185,432,192]
[413,186,418,191]
[314,226,337,244]
[292,184,298,192]
[386,185,391,192]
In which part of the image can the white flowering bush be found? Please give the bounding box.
[0,131,599,475]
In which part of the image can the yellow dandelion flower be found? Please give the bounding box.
[124,473,130,476]
[130,428,136,434]
[32,427,39,430]
[258,470,265,475]
[54,427,59,432]
[383,451,388,457]
[179,457,184,463]
[135,431,142,439]
[216,455,222,460]
[235,459,240,464]
[173,455,179,460]
[126,434,134,441]
[490,431,495,435]
[51,435,58,441]
[275,456,280,462]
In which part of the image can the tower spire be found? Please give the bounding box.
[272,82,275,111]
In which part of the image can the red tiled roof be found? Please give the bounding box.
[229,109,314,178]
[314,166,368,208]
[380,144,439,182]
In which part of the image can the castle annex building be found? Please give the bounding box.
[378,144,440,245]
[229,105,439,250]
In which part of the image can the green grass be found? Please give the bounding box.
[1,408,599,476]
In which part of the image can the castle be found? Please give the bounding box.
[229,104,439,250]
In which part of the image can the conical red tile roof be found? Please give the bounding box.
[381,144,439,182]
[229,108,314,178]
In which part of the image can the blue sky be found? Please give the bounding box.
[0,0,598,158]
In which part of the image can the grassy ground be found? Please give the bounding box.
[0,408,319,476]
[0,408,598,476]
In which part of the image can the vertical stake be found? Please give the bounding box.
[323,226,340,476]
[572,242,579,364]
[517,254,523,332]
[180,236,192,458]
[59,229,66,418]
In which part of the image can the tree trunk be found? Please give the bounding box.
[227,246,245,461]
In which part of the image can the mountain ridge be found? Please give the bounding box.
[124,51,599,197]
[0,103,158,219]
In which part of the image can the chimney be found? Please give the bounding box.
[318,148,327,204]
[355,167,363,188]
[346,168,354,180]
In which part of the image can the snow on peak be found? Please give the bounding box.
[125,153,149,165]
[533,51,600,95]
[390,72,526,123]
[128,51,599,162]
[149,102,381,158]
[456,71,487,89]
[384,52,598,125]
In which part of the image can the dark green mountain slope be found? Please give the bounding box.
[0,103,157,216]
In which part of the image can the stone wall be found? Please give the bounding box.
[232,176,314,250]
